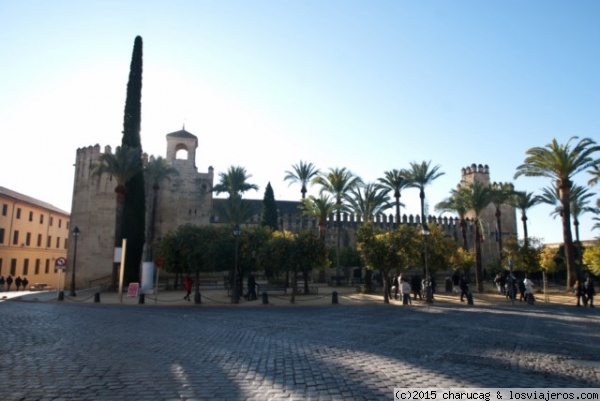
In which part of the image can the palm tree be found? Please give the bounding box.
[490,182,515,263]
[569,186,596,267]
[405,161,445,225]
[463,181,495,293]
[435,186,471,250]
[92,145,143,286]
[515,136,600,287]
[378,169,410,226]
[301,195,336,240]
[284,161,320,199]
[346,182,392,223]
[213,166,259,198]
[312,167,362,278]
[284,161,320,230]
[144,156,179,262]
[510,191,542,250]
[588,164,600,186]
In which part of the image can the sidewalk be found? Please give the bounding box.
[4,286,584,308]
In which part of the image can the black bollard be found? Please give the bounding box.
[194,292,201,304]
[262,291,269,304]
[332,291,338,304]
[58,291,64,301]
[94,292,101,303]
[138,293,145,304]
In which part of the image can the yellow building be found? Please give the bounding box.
[0,186,70,291]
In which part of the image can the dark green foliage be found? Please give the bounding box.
[261,182,279,230]
[120,36,145,284]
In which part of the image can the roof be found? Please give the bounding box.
[0,186,70,216]
[166,129,197,140]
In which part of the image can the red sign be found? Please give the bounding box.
[127,283,139,297]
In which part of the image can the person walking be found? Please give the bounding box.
[411,274,422,300]
[584,276,595,308]
[247,273,257,301]
[400,278,412,305]
[15,276,22,291]
[573,280,586,307]
[459,274,470,302]
[523,275,535,304]
[22,277,29,291]
[6,275,13,292]
[0,276,5,292]
[183,276,193,301]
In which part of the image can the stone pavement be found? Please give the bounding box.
[1,287,599,401]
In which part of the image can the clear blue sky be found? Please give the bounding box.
[1,0,599,244]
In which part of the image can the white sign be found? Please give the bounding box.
[55,257,67,270]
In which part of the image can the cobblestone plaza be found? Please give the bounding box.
[1,296,599,400]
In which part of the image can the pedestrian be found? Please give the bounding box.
[429,274,436,299]
[392,274,399,300]
[518,276,526,302]
[584,276,595,308]
[573,280,586,307]
[452,270,460,293]
[15,276,22,291]
[400,278,412,305]
[523,274,534,304]
[183,276,193,301]
[0,276,4,291]
[494,272,503,294]
[247,273,257,301]
[505,273,517,300]
[411,274,422,300]
[459,274,470,302]
[6,275,13,291]
[22,277,29,291]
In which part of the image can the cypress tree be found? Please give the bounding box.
[120,36,146,284]
[261,182,279,230]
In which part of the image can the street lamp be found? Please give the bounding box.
[70,226,81,296]
[232,224,241,304]
[422,224,433,303]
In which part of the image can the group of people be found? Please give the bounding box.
[0,275,29,292]
[493,271,535,303]
[574,277,595,307]
[391,273,436,305]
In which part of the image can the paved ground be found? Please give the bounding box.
[1,288,599,400]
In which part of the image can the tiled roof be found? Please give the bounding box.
[0,186,70,216]
[166,129,197,139]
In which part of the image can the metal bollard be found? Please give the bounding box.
[194,292,201,304]
[138,293,145,304]
[57,291,64,301]
[94,292,100,303]
[262,291,269,304]
[332,291,338,304]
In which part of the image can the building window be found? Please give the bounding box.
[37,234,42,247]
[16,208,21,219]
[13,231,19,245]
[0,228,4,244]
[1,204,6,216]
[64,238,69,249]
[23,259,29,276]
[49,217,53,226]
[26,232,31,246]
[58,219,62,228]
[40,214,44,224]
[56,237,60,249]
[45,259,50,274]
[29,211,33,222]
[35,259,40,275]
[10,259,17,276]
[47,236,51,248]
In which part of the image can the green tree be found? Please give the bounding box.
[356,223,420,303]
[510,190,542,250]
[301,194,335,240]
[92,145,143,287]
[144,156,179,262]
[490,182,515,263]
[288,231,327,303]
[462,181,495,292]
[378,169,410,226]
[284,161,320,200]
[514,136,600,287]
[312,167,361,278]
[435,186,471,250]
[503,236,543,274]
[120,36,146,285]
[583,243,600,276]
[405,161,445,225]
[346,182,392,222]
[261,182,279,230]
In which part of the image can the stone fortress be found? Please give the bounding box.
[67,128,517,288]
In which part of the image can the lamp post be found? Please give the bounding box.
[422,225,433,303]
[70,226,81,296]
[232,224,241,304]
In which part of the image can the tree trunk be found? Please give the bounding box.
[559,180,576,288]
[475,221,484,293]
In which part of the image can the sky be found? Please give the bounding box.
[1,0,599,244]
